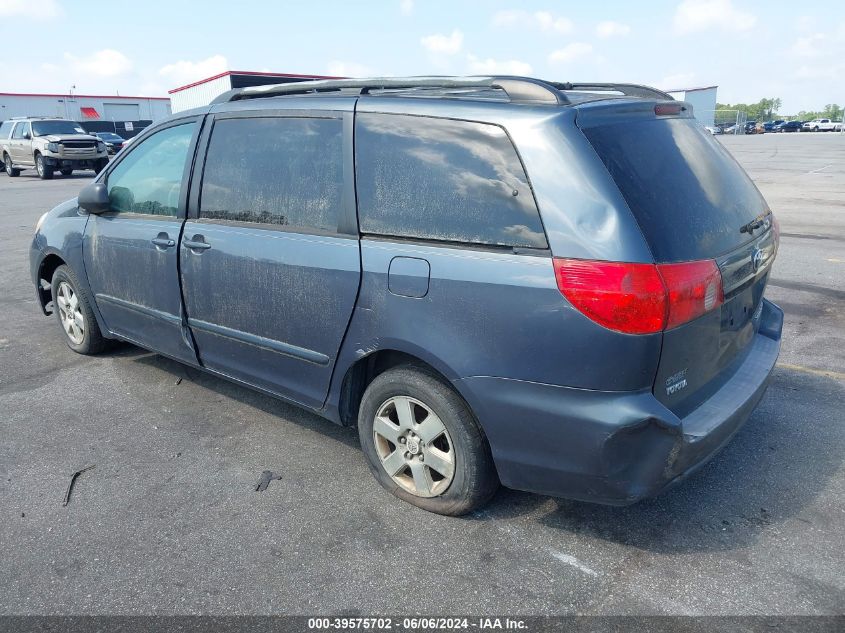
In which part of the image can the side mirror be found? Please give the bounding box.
[22,132,31,140]
[78,183,110,214]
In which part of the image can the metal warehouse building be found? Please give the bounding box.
[666,85,718,127]
[0,92,171,137]
[169,71,338,112]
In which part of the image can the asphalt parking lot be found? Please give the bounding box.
[1,133,843,616]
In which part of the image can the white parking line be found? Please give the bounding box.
[549,550,600,577]
[807,164,832,174]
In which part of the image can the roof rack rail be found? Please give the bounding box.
[212,76,570,106]
[551,82,674,101]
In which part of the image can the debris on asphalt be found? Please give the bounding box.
[62,464,95,507]
[175,377,182,385]
[254,470,282,492]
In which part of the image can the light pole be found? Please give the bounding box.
[67,85,76,120]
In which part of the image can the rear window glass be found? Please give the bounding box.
[355,113,547,249]
[582,117,768,262]
[200,117,343,232]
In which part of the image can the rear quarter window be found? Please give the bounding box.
[355,113,547,249]
[0,121,13,139]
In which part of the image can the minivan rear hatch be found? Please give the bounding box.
[577,101,778,415]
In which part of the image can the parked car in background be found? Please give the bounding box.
[762,120,785,132]
[775,121,803,133]
[705,125,723,135]
[29,76,783,516]
[744,121,759,134]
[93,132,126,154]
[803,118,843,132]
[0,117,109,179]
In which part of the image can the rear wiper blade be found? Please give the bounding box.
[740,216,768,235]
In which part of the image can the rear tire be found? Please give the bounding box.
[4,153,20,177]
[358,366,499,516]
[50,265,109,355]
[35,153,53,180]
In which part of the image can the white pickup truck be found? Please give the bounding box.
[802,118,843,132]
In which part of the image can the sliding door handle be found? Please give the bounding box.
[183,236,211,251]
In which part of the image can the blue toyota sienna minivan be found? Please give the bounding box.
[29,77,782,515]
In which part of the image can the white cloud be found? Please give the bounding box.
[421,30,463,55]
[673,0,757,35]
[794,61,845,80]
[658,72,697,90]
[791,33,827,57]
[548,43,593,65]
[159,54,228,87]
[795,16,815,33]
[326,60,376,77]
[0,0,60,18]
[400,0,413,15]
[596,21,631,38]
[466,54,532,76]
[63,49,133,77]
[492,10,573,34]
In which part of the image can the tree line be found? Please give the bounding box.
[715,98,843,121]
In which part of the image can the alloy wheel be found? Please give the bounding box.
[372,395,455,498]
[56,281,85,345]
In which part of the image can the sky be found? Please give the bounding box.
[1,0,843,114]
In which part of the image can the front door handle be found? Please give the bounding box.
[183,235,211,251]
[151,234,175,248]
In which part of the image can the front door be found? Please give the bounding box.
[179,110,360,409]
[82,118,202,363]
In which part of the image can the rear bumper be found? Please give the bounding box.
[456,299,783,505]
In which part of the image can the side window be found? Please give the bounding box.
[12,122,30,139]
[106,122,196,217]
[199,116,343,232]
[355,113,547,249]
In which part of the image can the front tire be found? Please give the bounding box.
[94,158,109,173]
[358,366,498,515]
[51,265,108,355]
[35,153,53,180]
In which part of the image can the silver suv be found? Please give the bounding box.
[0,117,109,179]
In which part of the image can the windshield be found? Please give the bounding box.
[31,121,87,136]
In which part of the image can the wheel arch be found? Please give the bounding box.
[35,251,67,314]
[333,346,468,428]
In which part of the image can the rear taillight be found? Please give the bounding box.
[553,260,667,334]
[658,260,723,329]
[553,258,724,334]
[771,214,780,254]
